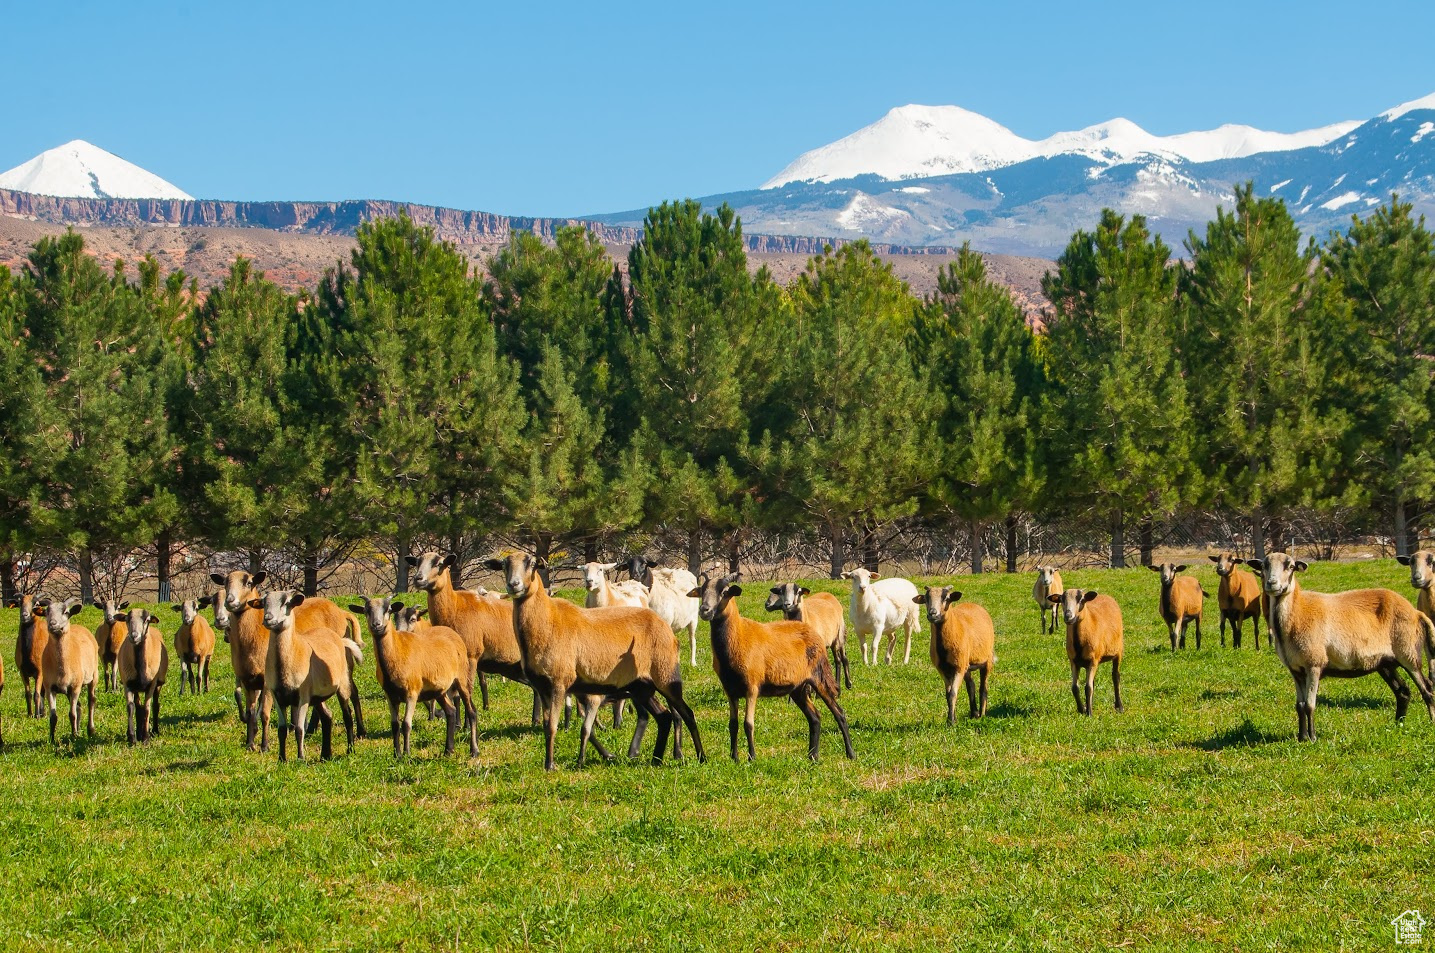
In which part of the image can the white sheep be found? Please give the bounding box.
[842,568,922,664]
[581,562,651,609]
[625,556,701,666]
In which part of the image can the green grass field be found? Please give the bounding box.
[1,560,1432,951]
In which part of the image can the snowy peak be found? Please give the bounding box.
[762,104,1363,188]
[0,140,191,200]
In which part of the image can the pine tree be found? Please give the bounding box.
[1042,210,1193,568]
[1180,184,1348,557]
[0,266,49,602]
[757,241,935,577]
[912,245,1044,572]
[1322,195,1435,555]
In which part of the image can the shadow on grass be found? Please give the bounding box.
[164,710,233,727]
[142,758,214,775]
[1197,688,1241,702]
[1181,719,1287,751]
[1317,694,1390,711]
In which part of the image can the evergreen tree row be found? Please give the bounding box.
[0,186,1431,601]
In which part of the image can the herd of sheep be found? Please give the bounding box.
[5,549,1435,764]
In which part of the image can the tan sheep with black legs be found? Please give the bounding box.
[1049,588,1124,716]
[1396,551,1435,629]
[1249,553,1435,741]
[40,598,99,743]
[915,586,995,722]
[350,596,477,759]
[12,594,48,719]
[487,553,704,771]
[765,583,851,691]
[1208,553,1263,648]
[93,598,129,692]
[118,608,169,744]
[1151,562,1205,650]
[694,571,853,763]
[172,597,216,694]
[1032,566,1063,635]
[254,590,360,762]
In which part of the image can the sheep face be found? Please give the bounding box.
[173,598,207,624]
[1038,566,1060,590]
[1245,553,1306,597]
[394,605,427,631]
[485,553,543,599]
[1149,563,1188,586]
[210,570,267,614]
[44,597,83,635]
[914,586,961,624]
[94,598,130,623]
[1048,588,1098,626]
[124,608,160,644]
[250,590,305,632]
[411,552,457,593]
[692,572,741,621]
[211,590,231,631]
[841,568,881,592]
[348,595,394,639]
[1208,553,1241,577]
[581,562,620,592]
[765,582,807,615]
[1396,551,1435,591]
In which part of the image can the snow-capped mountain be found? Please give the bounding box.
[0,140,191,200]
[762,105,1361,188]
[590,92,1435,257]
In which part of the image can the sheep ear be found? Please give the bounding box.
[391,600,406,612]
[347,604,365,614]
[913,594,927,604]
[252,571,268,586]
[147,612,160,624]
[405,556,419,567]
[1293,560,1308,572]
[119,601,130,610]
[1397,555,1412,565]
[442,554,457,568]
[170,604,182,612]
[770,585,783,594]
[798,587,810,596]
[599,562,618,572]
[1207,555,1221,563]
[92,600,104,611]
[247,599,263,609]
[870,572,881,580]
[534,556,549,569]
[686,588,701,598]
[417,608,428,618]
[1147,565,1162,573]
[948,591,963,604]
[482,558,503,572]
[209,573,226,586]
[1174,564,1187,573]
[1081,590,1099,604]
[67,603,84,618]
[288,592,306,608]
[648,558,663,568]
[1245,559,1264,572]
[727,585,743,597]
[1047,593,1061,604]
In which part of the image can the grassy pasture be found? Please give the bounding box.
[0,560,1432,951]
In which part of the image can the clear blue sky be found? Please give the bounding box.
[4,0,1433,217]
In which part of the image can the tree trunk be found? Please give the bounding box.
[969,519,984,575]
[156,529,173,603]
[78,547,95,604]
[861,526,880,573]
[1251,507,1266,561]
[394,532,411,593]
[829,523,846,580]
[1395,495,1410,559]
[1005,514,1018,573]
[534,533,552,587]
[728,535,741,575]
[687,527,702,577]
[1268,515,1286,556]
[248,549,264,575]
[1109,509,1126,569]
[302,543,320,597]
[1138,517,1154,568]
[1,552,17,604]
[583,536,598,563]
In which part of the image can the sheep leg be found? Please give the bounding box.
[47,690,58,744]
[627,697,650,759]
[530,686,542,729]
[1378,663,1412,721]
[387,698,402,758]
[543,683,567,772]
[1111,657,1124,713]
[350,682,366,739]
[1069,661,1085,715]
[978,665,990,717]
[478,671,490,711]
[1168,622,1178,652]
[638,687,673,766]
[1085,663,1097,715]
[839,641,852,691]
[1303,667,1322,742]
[576,697,604,768]
[743,694,758,762]
[727,696,741,762]
[276,702,290,763]
[151,688,161,738]
[657,683,703,763]
[1194,614,1202,651]
[458,683,478,756]
[611,697,624,729]
[305,704,321,736]
[903,624,913,665]
[439,693,457,756]
[126,690,137,745]
[22,677,32,717]
[944,673,958,725]
[69,689,82,739]
[791,687,822,762]
[1252,611,1261,651]
[294,700,310,762]
[317,702,334,761]
[1220,611,1229,648]
[813,676,854,759]
[259,690,274,753]
[338,696,355,755]
[138,690,152,743]
[861,632,871,666]
[883,624,897,665]
[233,683,246,723]
[963,669,979,719]
[689,622,699,668]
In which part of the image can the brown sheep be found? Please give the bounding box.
[172,597,216,694]
[1150,562,1205,651]
[1396,551,1435,629]
[254,590,361,762]
[351,596,478,759]
[93,598,130,692]
[1049,588,1124,715]
[11,594,48,719]
[1208,553,1263,648]
[764,583,851,690]
[40,598,99,743]
[915,586,996,722]
[1248,553,1435,741]
[117,607,169,744]
[486,553,704,771]
[693,571,853,763]
[1032,566,1064,635]
[211,570,367,750]
[411,552,532,720]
